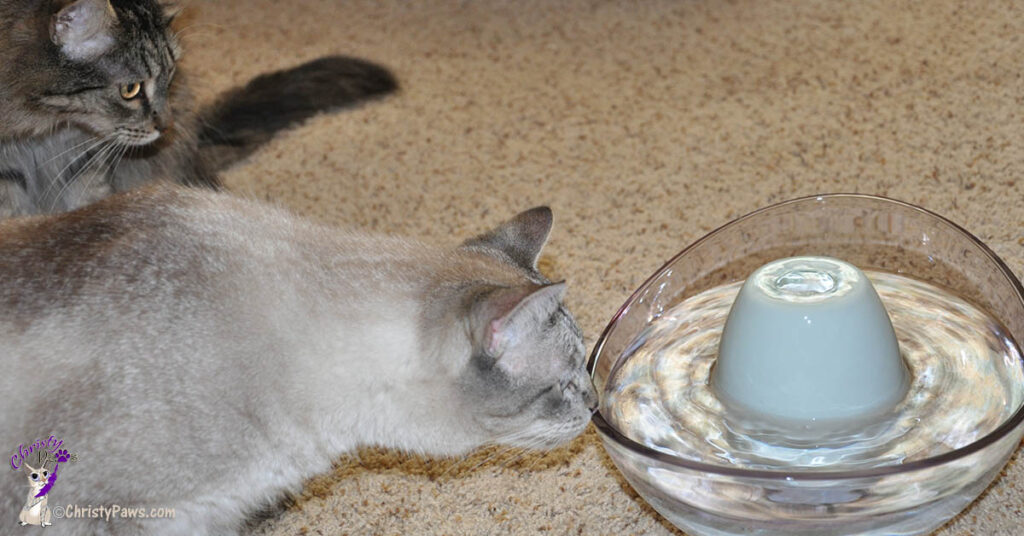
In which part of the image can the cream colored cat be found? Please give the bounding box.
[0,184,595,535]
[18,452,52,528]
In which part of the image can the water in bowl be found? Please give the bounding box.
[603,270,1024,472]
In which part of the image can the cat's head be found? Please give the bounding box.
[21,450,51,490]
[33,0,181,145]
[457,208,597,450]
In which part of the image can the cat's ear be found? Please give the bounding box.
[476,282,566,373]
[50,0,118,61]
[160,1,183,23]
[463,207,553,272]
[21,462,35,476]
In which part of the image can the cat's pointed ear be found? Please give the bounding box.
[476,282,566,372]
[160,1,183,23]
[50,0,118,61]
[463,207,553,272]
[21,462,36,476]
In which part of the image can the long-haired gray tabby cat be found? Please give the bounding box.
[0,0,396,216]
[0,185,596,535]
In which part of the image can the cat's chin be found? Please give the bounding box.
[116,131,163,147]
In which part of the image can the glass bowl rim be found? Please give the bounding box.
[588,192,1024,481]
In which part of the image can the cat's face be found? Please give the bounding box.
[462,287,596,449]
[37,0,180,146]
[457,208,597,450]
[22,463,49,491]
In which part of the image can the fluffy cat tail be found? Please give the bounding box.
[197,55,397,171]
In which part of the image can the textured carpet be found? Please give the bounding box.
[178,1,1024,534]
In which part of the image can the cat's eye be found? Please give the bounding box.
[30,473,38,480]
[42,471,48,477]
[119,82,143,100]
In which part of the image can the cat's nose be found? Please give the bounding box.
[152,110,174,133]
[583,380,599,413]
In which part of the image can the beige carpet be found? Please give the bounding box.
[179,1,1024,534]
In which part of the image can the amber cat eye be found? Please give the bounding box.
[119,82,142,100]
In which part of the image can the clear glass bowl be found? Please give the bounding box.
[588,194,1024,536]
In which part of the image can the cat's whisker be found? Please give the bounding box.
[40,134,101,166]
[492,426,550,445]
[173,30,224,46]
[42,134,115,208]
[495,446,537,471]
[88,141,129,201]
[477,436,549,474]
[436,431,541,479]
[84,140,119,179]
[106,141,130,177]
[503,423,576,473]
[435,458,467,480]
[45,134,112,189]
[77,138,118,179]
[465,444,528,474]
[436,444,521,480]
[48,138,117,212]
[172,22,229,43]
[516,431,567,473]
[522,450,550,472]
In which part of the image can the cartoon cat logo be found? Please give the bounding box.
[11,441,77,528]
[19,449,53,527]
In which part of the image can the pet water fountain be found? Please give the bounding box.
[589,194,1024,536]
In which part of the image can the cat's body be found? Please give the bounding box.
[17,451,53,527]
[19,487,49,528]
[0,0,396,217]
[0,185,595,535]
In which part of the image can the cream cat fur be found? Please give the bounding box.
[0,185,595,535]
